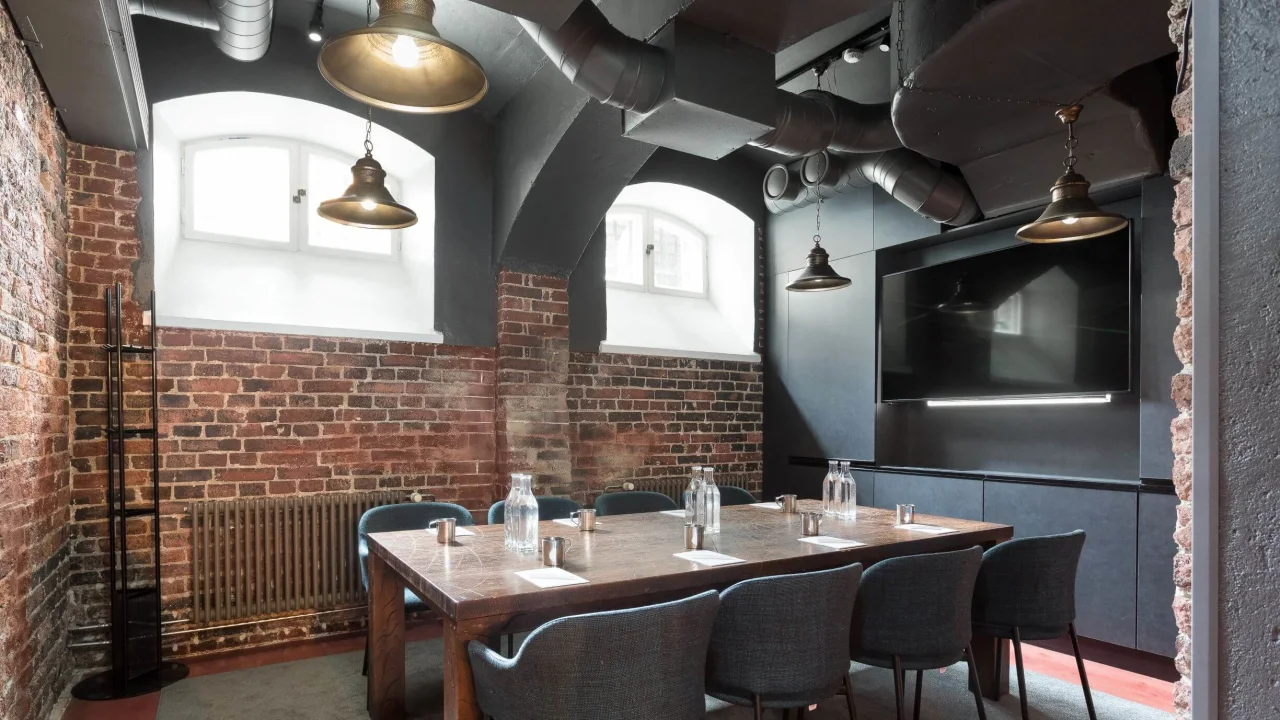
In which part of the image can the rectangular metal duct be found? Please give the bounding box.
[7,0,149,149]
[464,0,582,29]
[190,492,408,625]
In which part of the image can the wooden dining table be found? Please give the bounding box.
[364,501,1014,720]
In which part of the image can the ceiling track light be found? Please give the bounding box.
[316,108,418,230]
[787,197,851,292]
[1015,104,1130,243]
[308,0,325,42]
[318,0,488,114]
[842,47,863,64]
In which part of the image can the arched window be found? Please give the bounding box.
[601,183,757,361]
[152,92,438,342]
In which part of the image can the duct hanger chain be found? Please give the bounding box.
[890,0,1106,108]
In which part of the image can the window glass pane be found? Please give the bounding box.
[651,216,705,294]
[190,144,291,243]
[605,210,644,285]
[306,152,395,255]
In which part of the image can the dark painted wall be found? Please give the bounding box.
[132,19,497,346]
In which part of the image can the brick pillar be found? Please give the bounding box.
[495,272,574,496]
[1167,0,1192,715]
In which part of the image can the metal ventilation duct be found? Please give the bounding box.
[764,150,980,226]
[752,89,901,156]
[129,0,219,30]
[210,0,274,62]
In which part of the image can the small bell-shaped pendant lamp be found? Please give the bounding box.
[787,197,851,292]
[1016,104,1129,243]
[318,0,487,114]
[317,108,418,229]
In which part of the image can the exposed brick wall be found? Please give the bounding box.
[1167,0,1192,715]
[568,353,762,496]
[0,4,72,719]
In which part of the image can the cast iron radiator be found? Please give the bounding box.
[190,492,408,624]
[603,474,755,505]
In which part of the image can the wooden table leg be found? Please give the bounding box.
[443,616,503,720]
[969,631,1010,700]
[367,552,406,720]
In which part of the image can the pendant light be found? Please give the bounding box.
[787,197,851,292]
[317,108,418,229]
[1016,104,1129,243]
[318,0,487,114]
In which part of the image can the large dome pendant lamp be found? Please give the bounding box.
[318,0,488,114]
[787,197,851,292]
[317,108,418,229]
[1016,104,1129,243]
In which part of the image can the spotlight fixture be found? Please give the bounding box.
[317,108,418,229]
[308,0,324,42]
[1016,104,1130,243]
[842,47,863,64]
[318,0,488,114]
[787,198,851,292]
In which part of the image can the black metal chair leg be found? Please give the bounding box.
[1069,623,1099,720]
[892,655,905,720]
[361,632,369,676]
[753,694,763,720]
[1012,628,1030,720]
[505,633,514,658]
[913,669,924,720]
[844,673,859,720]
[965,645,989,720]
[783,710,792,720]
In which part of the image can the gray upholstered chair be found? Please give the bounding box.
[357,502,474,675]
[468,591,720,720]
[487,496,581,525]
[850,547,987,720]
[717,485,758,507]
[707,563,863,719]
[593,490,679,516]
[972,530,1094,720]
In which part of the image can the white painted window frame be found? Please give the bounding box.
[181,136,403,262]
[604,205,709,299]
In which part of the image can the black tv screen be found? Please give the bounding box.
[880,230,1133,402]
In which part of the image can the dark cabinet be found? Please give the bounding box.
[982,482,1138,648]
[872,472,984,522]
[1137,491,1178,657]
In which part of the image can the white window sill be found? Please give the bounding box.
[157,316,444,344]
[598,343,761,364]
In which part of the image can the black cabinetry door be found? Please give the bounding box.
[872,472,984,522]
[1137,491,1178,657]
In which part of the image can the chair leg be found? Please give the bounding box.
[1069,623,1099,720]
[965,645,989,720]
[753,693,763,720]
[783,711,791,720]
[505,633,514,658]
[361,631,369,677]
[844,673,859,720]
[913,669,924,720]
[892,656,905,720]
[1012,628,1030,720]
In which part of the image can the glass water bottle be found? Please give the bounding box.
[702,467,721,533]
[822,460,839,515]
[504,472,539,553]
[684,466,705,525]
[838,461,858,519]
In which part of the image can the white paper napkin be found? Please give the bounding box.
[515,567,589,588]
[674,550,746,567]
[660,510,686,517]
[798,535,866,549]
[552,518,600,527]
[894,524,958,535]
[749,502,781,510]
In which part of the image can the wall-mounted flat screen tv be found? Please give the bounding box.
[880,229,1133,402]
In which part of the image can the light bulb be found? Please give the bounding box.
[361,199,378,211]
[391,35,419,68]
[308,31,323,42]
[1062,216,1080,225]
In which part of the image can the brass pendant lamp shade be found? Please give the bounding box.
[1016,105,1129,243]
[318,0,488,114]
[317,110,418,230]
[787,198,851,292]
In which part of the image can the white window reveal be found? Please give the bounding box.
[605,206,707,298]
[182,137,400,260]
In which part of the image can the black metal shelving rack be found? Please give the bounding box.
[72,284,187,700]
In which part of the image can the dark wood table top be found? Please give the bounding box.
[368,501,1012,622]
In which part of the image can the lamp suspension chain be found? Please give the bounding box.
[1063,116,1078,172]
[364,107,374,157]
[813,196,823,247]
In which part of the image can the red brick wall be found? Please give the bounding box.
[0,5,72,719]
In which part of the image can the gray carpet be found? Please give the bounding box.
[156,638,1170,720]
